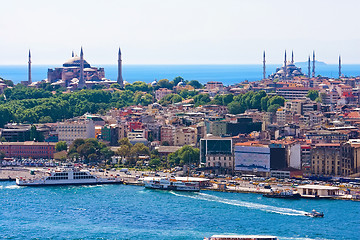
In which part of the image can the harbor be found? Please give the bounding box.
[1,166,359,201]
[0,180,358,240]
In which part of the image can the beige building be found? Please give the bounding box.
[311,143,341,176]
[155,88,173,101]
[206,154,234,174]
[174,127,197,146]
[57,118,95,145]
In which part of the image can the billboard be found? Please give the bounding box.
[235,146,270,172]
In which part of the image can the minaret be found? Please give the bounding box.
[291,50,294,63]
[284,50,287,80]
[78,47,85,89]
[338,55,342,78]
[263,51,266,79]
[28,49,32,84]
[308,55,311,78]
[312,50,316,78]
[117,47,124,88]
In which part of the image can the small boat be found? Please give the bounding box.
[263,190,301,199]
[143,177,200,192]
[16,163,123,186]
[305,209,324,218]
[204,235,278,240]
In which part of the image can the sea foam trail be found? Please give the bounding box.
[4,185,21,189]
[171,192,308,216]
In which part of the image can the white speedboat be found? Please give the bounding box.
[204,235,278,240]
[305,209,324,218]
[16,164,123,186]
[143,177,200,192]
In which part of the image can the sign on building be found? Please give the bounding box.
[235,146,270,172]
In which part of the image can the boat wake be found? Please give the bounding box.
[171,192,308,216]
[4,185,21,189]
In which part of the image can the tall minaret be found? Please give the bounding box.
[263,51,266,79]
[308,55,311,78]
[28,49,32,84]
[284,50,287,80]
[78,47,85,89]
[312,50,316,78]
[291,50,294,63]
[117,47,124,87]
[338,55,342,78]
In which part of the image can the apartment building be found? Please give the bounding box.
[57,118,95,144]
[174,127,197,146]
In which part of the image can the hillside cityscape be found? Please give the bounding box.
[1,48,360,182]
[1,1,360,239]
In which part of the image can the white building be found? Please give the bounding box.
[57,118,95,144]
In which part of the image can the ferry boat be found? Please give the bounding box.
[204,235,278,240]
[16,164,123,186]
[143,176,200,192]
[263,190,301,199]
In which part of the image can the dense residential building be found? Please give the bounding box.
[57,118,96,145]
[174,127,197,146]
[155,88,173,101]
[0,141,56,159]
[276,87,312,100]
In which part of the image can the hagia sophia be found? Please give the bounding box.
[25,47,124,90]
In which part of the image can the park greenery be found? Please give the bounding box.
[0,75,285,128]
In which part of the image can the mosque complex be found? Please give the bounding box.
[24,47,124,90]
[22,48,343,89]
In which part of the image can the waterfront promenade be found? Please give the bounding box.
[1,166,359,201]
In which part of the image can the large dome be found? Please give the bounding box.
[63,56,91,68]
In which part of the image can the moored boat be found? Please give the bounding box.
[143,176,200,192]
[263,190,301,199]
[16,164,123,186]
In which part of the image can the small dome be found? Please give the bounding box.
[151,79,158,86]
[63,57,91,68]
[177,81,186,86]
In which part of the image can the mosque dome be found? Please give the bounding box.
[63,56,91,68]
[177,81,186,87]
[151,79,158,86]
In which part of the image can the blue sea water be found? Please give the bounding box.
[0,64,359,86]
[0,181,359,240]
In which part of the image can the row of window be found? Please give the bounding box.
[74,176,95,179]
[48,177,68,180]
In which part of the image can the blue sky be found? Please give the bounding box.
[1,0,359,65]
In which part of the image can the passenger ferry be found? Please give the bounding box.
[16,164,123,186]
[204,235,278,240]
[143,176,201,192]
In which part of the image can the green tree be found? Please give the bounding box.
[267,104,281,113]
[168,145,199,166]
[156,79,173,90]
[192,94,211,106]
[159,94,183,106]
[148,157,161,169]
[171,76,184,86]
[188,80,203,89]
[130,143,150,166]
[116,145,131,165]
[55,141,68,152]
[307,90,319,101]
[268,96,285,107]
[227,101,245,114]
